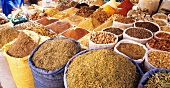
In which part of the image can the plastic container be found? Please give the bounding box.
[138,68,170,88]
[144,50,170,71]
[154,31,170,40]
[89,31,118,49]
[152,19,168,27]
[114,39,148,64]
[152,13,168,22]
[64,49,143,88]
[28,37,81,88]
[161,26,170,32]
[123,27,153,44]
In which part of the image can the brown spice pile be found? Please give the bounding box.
[148,38,170,52]
[117,43,146,60]
[76,6,94,18]
[135,22,159,32]
[67,49,140,88]
[77,18,101,31]
[125,27,152,39]
[0,27,19,48]
[7,31,39,58]
[144,71,170,88]
[90,8,111,23]
[37,17,59,26]
[29,10,47,20]
[63,15,84,26]
[115,17,134,24]
[148,51,170,69]
[32,37,79,70]
[155,32,170,40]
[103,27,123,35]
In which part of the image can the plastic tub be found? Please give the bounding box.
[123,27,153,44]
[152,13,168,22]
[89,31,118,49]
[114,39,148,64]
[154,31,170,40]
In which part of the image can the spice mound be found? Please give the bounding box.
[90,32,117,44]
[103,27,123,35]
[90,8,111,23]
[115,17,134,24]
[0,27,19,48]
[135,22,159,32]
[76,6,94,18]
[66,49,140,88]
[148,51,170,69]
[7,31,39,58]
[125,27,152,39]
[117,43,146,60]
[144,71,170,88]
[147,38,170,52]
[63,15,84,26]
[32,37,79,70]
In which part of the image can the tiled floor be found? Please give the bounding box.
[0,51,16,88]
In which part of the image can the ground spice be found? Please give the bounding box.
[144,71,170,88]
[103,27,123,35]
[155,32,170,40]
[148,38,170,52]
[62,7,79,16]
[90,8,111,23]
[46,21,71,34]
[63,15,84,26]
[37,17,59,26]
[76,6,94,18]
[67,49,140,88]
[148,51,170,69]
[29,10,47,20]
[117,43,146,60]
[125,27,152,39]
[115,16,134,24]
[62,28,89,40]
[44,8,59,16]
[32,37,79,70]
[152,20,167,26]
[0,27,19,48]
[78,33,90,48]
[53,12,69,19]
[7,31,39,58]
[90,32,117,44]
[56,4,70,11]
[77,18,101,31]
[135,22,159,32]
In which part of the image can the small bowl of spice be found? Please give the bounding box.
[134,21,160,33]
[152,19,168,27]
[113,16,135,30]
[144,50,170,71]
[123,27,153,44]
[138,68,170,88]
[152,13,168,22]
[102,27,124,40]
[154,31,170,40]
[114,39,148,63]
[89,31,118,49]
[146,38,170,52]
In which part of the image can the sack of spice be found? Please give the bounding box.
[114,39,148,64]
[1,30,41,88]
[123,27,153,44]
[89,31,118,49]
[28,37,81,88]
[64,49,143,88]
[112,16,134,30]
[144,50,170,71]
[138,68,170,88]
